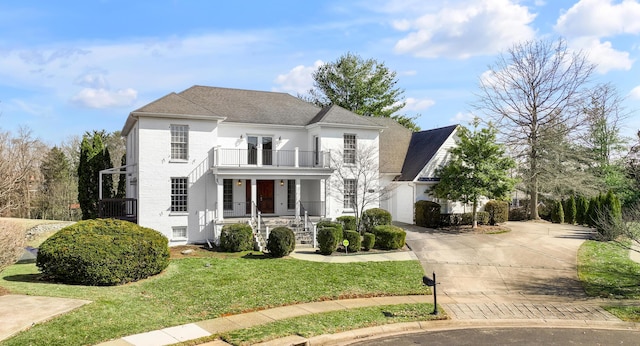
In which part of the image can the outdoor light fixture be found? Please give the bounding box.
[240,134,243,139]
[280,179,284,186]
[237,180,242,186]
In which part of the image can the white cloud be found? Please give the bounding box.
[404,97,435,111]
[569,37,634,73]
[392,0,536,58]
[272,60,324,95]
[71,88,137,108]
[450,112,475,124]
[555,0,640,38]
[630,85,640,100]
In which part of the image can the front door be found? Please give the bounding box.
[257,180,274,213]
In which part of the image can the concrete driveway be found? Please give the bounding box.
[404,221,592,298]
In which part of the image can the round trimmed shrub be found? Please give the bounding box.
[343,230,361,253]
[484,200,509,225]
[267,226,295,257]
[361,208,392,233]
[372,225,406,250]
[317,227,338,255]
[362,232,375,251]
[336,216,356,231]
[220,223,254,252]
[317,220,343,239]
[36,219,169,286]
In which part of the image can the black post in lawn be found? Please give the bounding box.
[422,272,438,315]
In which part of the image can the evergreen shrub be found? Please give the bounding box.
[461,211,489,225]
[551,200,564,224]
[484,200,509,225]
[565,196,577,225]
[362,232,375,251]
[372,225,406,250]
[267,226,295,257]
[576,195,589,225]
[316,221,343,240]
[336,216,356,231]
[415,200,441,228]
[361,208,392,233]
[220,223,254,252]
[317,227,338,255]
[36,219,169,286]
[343,230,361,252]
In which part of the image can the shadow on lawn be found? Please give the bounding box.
[2,273,43,283]
[580,263,640,299]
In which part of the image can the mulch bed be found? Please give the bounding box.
[435,224,511,234]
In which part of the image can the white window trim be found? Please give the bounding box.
[170,124,189,162]
[172,226,188,240]
[170,177,188,214]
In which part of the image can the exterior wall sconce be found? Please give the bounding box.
[280,179,284,186]
[237,180,242,186]
[240,134,243,139]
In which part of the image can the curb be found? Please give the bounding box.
[253,319,640,346]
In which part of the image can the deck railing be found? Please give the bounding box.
[98,198,137,223]
[213,148,331,168]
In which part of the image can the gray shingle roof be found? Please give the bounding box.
[368,117,413,174]
[309,105,383,128]
[131,92,221,116]
[396,124,458,181]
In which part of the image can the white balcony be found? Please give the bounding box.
[212,148,331,168]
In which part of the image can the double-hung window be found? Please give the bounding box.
[170,125,189,161]
[344,179,356,209]
[223,179,233,210]
[343,134,356,164]
[287,180,296,210]
[171,177,188,212]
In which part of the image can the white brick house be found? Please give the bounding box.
[117,86,383,245]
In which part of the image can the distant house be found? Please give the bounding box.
[105,85,469,245]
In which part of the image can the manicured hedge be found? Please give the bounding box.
[343,230,361,253]
[461,211,489,225]
[372,225,406,250]
[36,219,169,286]
[336,216,356,231]
[220,223,254,252]
[362,232,375,251]
[361,208,392,233]
[317,227,339,255]
[267,226,295,257]
[415,200,441,228]
[509,207,529,221]
[484,200,509,225]
[316,221,343,240]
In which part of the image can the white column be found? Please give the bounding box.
[295,178,301,219]
[320,179,326,217]
[251,178,257,218]
[294,147,299,167]
[216,179,224,221]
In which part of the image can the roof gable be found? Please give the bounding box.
[397,124,458,181]
[368,117,413,174]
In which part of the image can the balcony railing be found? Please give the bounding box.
[99,198,137,223]
[213,148,331,168]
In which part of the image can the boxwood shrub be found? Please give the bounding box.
[415,200,441,228]
[336,216,356,231]
[220,223,254,252]
[36,219,169,286]
[267,226,295,257]
[484,200,509,225]
[362,232,375,251]
[316,221,343,240]
[461,211,489,225]
[372,225,406,250]
[361,208,392,233]
[343,230,361,253]
[317,227,338,255]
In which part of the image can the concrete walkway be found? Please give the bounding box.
[0,294,91,341]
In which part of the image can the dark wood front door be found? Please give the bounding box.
[257,180,274,213]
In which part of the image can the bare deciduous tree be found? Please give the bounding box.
[329,144,391,232]
[0,127,46,217]
[476,39,595,219]
[0,220,25,272]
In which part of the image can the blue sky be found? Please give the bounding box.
[1,0,639,145]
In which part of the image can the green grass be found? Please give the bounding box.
[604,306,640,322]
[180,303,445,346]
[0,254,425,346]
[577,240,640,299]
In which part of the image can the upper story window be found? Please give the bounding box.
[170,125,189,161]
[344,179,356,209]
[343,134,356,164]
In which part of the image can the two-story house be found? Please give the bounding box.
[117,86,383,245]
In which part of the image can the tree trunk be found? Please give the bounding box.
[472,199,478,229]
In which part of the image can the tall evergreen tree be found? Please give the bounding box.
[431,119,516,228]
[37,146,75,220]
[77,131,113,219]
[565,195,577,225]
[116,154,126,199]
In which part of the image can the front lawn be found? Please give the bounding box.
[0,253,425,346]
[577,240,640,299]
